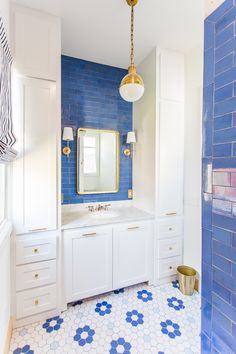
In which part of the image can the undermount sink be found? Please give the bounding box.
[89,211,119,219]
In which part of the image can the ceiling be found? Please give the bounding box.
[11,0,205,69]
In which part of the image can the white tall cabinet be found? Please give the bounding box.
[11,4,61,327]
[133,48,185,285]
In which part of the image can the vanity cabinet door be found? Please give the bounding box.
[113,221,153,289]
[64,227,113,303]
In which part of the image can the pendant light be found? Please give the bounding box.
[119,0,144,102]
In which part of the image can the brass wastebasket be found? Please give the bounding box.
[177,265,196,296]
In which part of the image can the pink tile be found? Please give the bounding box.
[213,172,231,186]
[213,186,236,202]
[231,173,236,187]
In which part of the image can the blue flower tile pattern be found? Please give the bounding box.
[126,310,144,326]
[110,338,132,354]
[95,301,112,316]
[10,283,200,354]
[167,297,185,311]
[13,345,34,354]
[114,288,124,294]
[160,319,182,339]
[137,289,153,302]
[42,316,64,333]
[172,280,179,289]
[73,325,95,346]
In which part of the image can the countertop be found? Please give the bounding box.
[61,206,154,230]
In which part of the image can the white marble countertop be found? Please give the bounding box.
[61,206,154,230]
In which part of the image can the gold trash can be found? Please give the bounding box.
[177,265,196,296]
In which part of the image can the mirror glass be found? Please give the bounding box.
[77,128,120,194]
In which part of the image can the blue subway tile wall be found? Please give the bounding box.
[203,1,236,353]
[61,55,132,204]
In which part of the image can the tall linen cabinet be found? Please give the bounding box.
[133,48,185,285]
[11,4,61,327]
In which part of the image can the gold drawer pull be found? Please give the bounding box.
[35,299,39,306]
[128,226,139,230]
[169,266,173,270]
[166,212,177,216]
[29,228,47,232]
[82,232,97,237]
[34,248,39,253]
[34,273,39,279]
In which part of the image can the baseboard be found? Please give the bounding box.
[3,317,12,354]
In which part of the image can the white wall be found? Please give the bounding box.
[183,45,203,277]
[0,1,12,352]
[205,0,224,17]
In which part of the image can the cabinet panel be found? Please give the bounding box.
[64,227,113,303]
[12,5,60,80]
[16,260,56,291]
[157,217,183,239]
[113,222,153,289]
[13,77,57,234]
[160,50,185,102]
[157,237,182,259]
[156,256,182,279]
[16,285,57,319]
[158,101,184,217]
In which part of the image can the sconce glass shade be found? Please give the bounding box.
[62,127,74,141]
[119,65,145,102]
[127,131,136,144]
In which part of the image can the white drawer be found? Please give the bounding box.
[156,256,181,279]
[157,237,182,259]
[16,284,57,319]
[15,233,57,265]
[16,260,57,291]
[157,218,182,239]
[64,225,113,239]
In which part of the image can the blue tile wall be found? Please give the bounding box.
[203,1,236,352]
[61,55,132,204]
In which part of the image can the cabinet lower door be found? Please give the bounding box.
[113,222,152,289]
[64,228,113,303]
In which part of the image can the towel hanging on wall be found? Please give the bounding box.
[0,16,17,163]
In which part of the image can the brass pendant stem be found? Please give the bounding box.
[130,5,134,65]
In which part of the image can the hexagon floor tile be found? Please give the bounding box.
[9,282,200,354]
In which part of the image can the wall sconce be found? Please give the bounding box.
[62,127,74,157]
[124,131,136,157]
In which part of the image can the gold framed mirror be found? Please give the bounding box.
[77,128,120,195]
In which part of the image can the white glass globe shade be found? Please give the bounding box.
[119,83,145,102]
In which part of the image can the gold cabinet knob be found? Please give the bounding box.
[169,247,173,251]
[169,266,173,270]
[35,299,39,306]
[169,227,172,231]
[34,273,39,279]
[34,248,38,253]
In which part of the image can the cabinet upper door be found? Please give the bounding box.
[158,101,184,217]
[11,5,60,80]
[113,222,153,289]
[13,77,58,234]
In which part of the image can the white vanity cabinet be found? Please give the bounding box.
[64,226,113,303]
[63,219,153,304]
[113,221,153,289]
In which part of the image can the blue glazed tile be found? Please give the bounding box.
[212,332,235,354]
[201,298,212,338]
[213,254,231,273]
[233,143,236,156]
[212,293,236,322]
[213,213,236,232]
[212,321,236,352]
[214,127,236,143]
[201,332,211,354]
[213,157,236,169]
[205,21,215,50]
[212,226,231,245]
[214,97,236,116]
[202,194,213,230]
[215,23,234,48]
[204,48,215,87]
[212,280,231,303]
[214,113,232,130]
[215,4,236,32]
[202,262,212,303]
[215,53,233,75]
[214,83,233,103]
[202,229,212,265]
[215,37,236,63]
[206,0,233,23]
[213,239,236,263]
[213,143,232,157]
